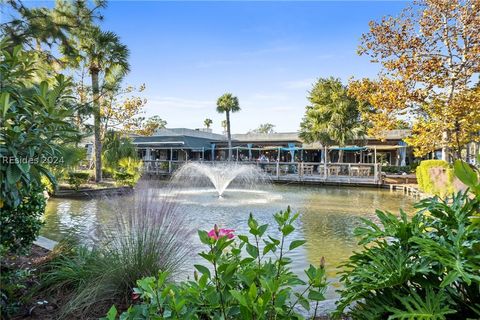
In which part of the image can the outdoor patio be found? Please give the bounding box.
[141,160,383,185]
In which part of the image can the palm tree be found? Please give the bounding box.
[216,93,240,161]
[204,118,213,129]
[80,27,130,182]
[299,77,364,163]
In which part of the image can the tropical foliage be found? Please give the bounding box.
[113,157,143,187]
[105,207,327,319]
[348,0,480,160]
[74,26,130,182]
[39,181,191,318]
[216,93,241,161]
[102,131,138,170]
[204,118,213,129]
[1,0,104,65]
[453,158,480,201]
[249,123,276,134]
[102,132,141,186]
[0,190,47,255]
[299,77,365,162]
[67,171,91,190]
[0,41,80,253]
[336,189,480,319]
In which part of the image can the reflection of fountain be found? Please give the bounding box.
[171,162,268,197]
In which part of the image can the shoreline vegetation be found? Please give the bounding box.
[1,0,479,319]
[4,169,479,319]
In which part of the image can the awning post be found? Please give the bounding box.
[324,145,327,179]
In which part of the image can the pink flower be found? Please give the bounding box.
[208,224,235,240]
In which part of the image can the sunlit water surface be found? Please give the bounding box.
[42,184,414,298]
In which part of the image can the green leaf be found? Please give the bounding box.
[6,164,22,184]
[281,224,295,236]
[296,294,310,311]
[238,235,249,243]
[440,271,459,287]
[105,305,117,320]
[453,160,478,188]
[248,213,258,230]
[308,290,325,301]
[1,92,11,118]
[248,283,257,299]
[257,224,268,237]
[240,257,255,265]
[289,240,306,251]
[263,243,276,255]
[198,230,211,245]
[18,162,30,175]
[194,264,211,279]
[246,243,259,258]
[387,288,456,319]
[230,290,248,307]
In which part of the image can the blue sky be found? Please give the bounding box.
[13,1,408,133]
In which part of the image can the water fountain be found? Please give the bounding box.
[171,162,269,197]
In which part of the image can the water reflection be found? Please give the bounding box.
[42,185,414,298]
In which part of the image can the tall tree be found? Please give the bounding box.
[78,27,130,182]
[349,0,480,161]
[1,0,104,77]
[134,116,167,136]
[221,120,227,133]
[101,84,147,137]
[249,123,276,134]
[204,118,213,129]
[216,93,240,161]
[299,78,365,163]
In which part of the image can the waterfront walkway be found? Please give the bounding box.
[141,160,383,185]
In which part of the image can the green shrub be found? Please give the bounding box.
[0,267,34,318]
[160,161,170,171]
[102,131,138,171]
[0,190,46,254]
[416,160,454,196]
[113,157,142,187]
[335,192,480,319]
[0,40,79,254]
[381,166,411,174]
[49,145,87,181]
[104,207,328,320]
[67,171,91,190]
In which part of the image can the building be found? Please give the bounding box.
[132,128,225,162]
[131,128,413,166]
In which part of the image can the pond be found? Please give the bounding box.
[42,182,414,299]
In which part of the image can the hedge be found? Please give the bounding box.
[416,160,454,196]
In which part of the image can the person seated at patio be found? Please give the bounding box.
[258,154,268,169]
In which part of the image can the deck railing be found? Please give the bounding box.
[141,160,383,184]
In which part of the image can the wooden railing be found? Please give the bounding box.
[141,160,383,184]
